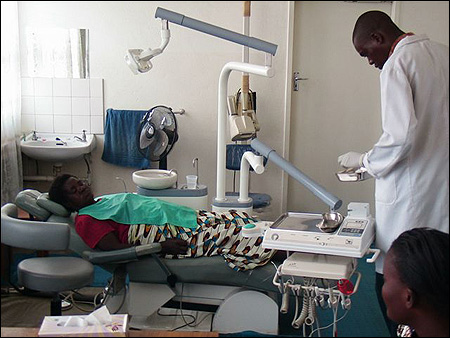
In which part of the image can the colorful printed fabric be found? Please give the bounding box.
[127,210,277,271]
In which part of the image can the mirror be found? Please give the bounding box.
[25,28,89,78]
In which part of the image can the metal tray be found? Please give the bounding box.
[336,167,369,182]
[270,212,326,233]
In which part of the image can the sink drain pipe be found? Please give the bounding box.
[23,175,55,182]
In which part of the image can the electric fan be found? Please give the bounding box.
[137,105,178,164]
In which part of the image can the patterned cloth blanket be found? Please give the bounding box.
[128,210,277,271]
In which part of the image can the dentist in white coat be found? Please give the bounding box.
[338,11,449,337]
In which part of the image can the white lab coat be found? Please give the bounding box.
[362,35,449,273]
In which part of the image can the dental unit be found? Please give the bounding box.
[125,6,277,213]
[2,6,381,337]
[243,138,380,335]
[125,9,381,333]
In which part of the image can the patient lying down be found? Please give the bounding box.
[49,174,278,271]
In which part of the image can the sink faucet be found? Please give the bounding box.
[74,130,87,142]
[32,131,38,141]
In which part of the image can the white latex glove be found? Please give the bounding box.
[338,152,365,169]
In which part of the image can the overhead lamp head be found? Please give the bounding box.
[125,49,154,74]
[125,19,170,75]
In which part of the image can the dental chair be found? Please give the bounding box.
[0,202,94,316]
[1,190,281,334]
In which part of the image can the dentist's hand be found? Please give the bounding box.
[338,152,365,169]
[160,238,188,255]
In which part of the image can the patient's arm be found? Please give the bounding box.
[96,232,134,251]
[96,232,188,255]
[160,238,188,255]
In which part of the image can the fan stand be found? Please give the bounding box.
[158,157,167,170]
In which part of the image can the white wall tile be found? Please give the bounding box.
[72,79,90,97]
[35,115,54,132]
[21,77,104,134]
[22,114,36,131]
[21,97,35,114]
[72,97,90,116]
[72,116,90,134]
[53,78,71,97]
[89,78,103,97]
[53,97,72,115]
[35,97,53,115]
[54,115,73,133]
[21,78,34,96]
[34,78,53,96]
[90,97,103,116]
[90,115,104,134]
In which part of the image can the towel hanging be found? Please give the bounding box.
[101,109,150,168]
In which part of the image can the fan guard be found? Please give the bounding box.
[137,105,178,162]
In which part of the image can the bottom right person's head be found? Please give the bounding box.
[382,227,449,334]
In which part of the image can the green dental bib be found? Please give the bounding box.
[78,193,198,229]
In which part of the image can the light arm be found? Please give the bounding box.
[126,7,277,75]
[154,7,277,56]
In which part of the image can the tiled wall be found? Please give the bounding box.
[21,78,104,134]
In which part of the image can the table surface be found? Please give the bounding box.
[1,327,219,337]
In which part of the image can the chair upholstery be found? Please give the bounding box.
[1,203,94,315]
[18,257,93,293]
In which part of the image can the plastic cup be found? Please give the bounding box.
[186,175,198,189]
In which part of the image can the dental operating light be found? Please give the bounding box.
[125,19,170,74]
[125,7,278,74]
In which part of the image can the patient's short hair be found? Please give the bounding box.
[48,174,77,212]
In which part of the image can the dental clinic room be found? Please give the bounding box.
[1,1,449,337]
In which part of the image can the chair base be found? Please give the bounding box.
[51,294,62,316]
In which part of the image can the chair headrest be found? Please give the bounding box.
[15,189,70,221]
[37,193,71,217]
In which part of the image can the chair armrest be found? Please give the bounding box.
[82,243,162,264]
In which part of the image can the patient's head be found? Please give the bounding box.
[49,174,95,212]
[383,228,449,336]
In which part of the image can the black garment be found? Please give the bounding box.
[376,272,400,337]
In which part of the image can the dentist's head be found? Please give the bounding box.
[352,11,404,70]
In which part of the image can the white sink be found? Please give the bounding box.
[132,169,178,190]
[20,132,97,162]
